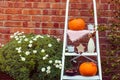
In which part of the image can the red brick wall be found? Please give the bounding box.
[0,0,111,51]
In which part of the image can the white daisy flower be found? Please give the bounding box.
[18,50,21,53]
[21,57,26,61]
[25,51,30,55]
[29,40,33,43]
[43,57,46,60]
[49,60,53,64]
[45,54,49,57]
[58,60,61,64]
[47,35,50,37]
[46,69,51,74]
[47,66,51,70]
[57,38,61,42]
[41,67,46,72]
[48,43,52,47]
[22,35,26,38]
[16,47,21,51]
[1,44,4,47]
[33,38,37,41]
[28,44,32,47]
[24,38,28,41]
[33,50,37,54]
[55,64,59,68]
[55,60,59,63]
[18,40,21,43]
[41,49,45,53]
[10,35,14,39]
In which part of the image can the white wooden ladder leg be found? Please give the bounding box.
[60,0,70,80]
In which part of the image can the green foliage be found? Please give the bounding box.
[0,32,63,80]
[99,0,120,79]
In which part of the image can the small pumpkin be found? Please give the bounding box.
[79,62,97,76]
[68,18,86,30]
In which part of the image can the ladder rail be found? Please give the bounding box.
[60,0,70,80]
[93,0,102,80]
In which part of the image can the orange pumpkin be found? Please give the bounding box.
[68,18,86,30]
[79,62,97,76]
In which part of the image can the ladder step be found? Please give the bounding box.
[65,52,97,56]
[63,75,100,80]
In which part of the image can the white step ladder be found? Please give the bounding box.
[60,0,102,80]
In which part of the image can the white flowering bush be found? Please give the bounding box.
[0,31,63,80]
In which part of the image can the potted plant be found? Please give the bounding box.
[0,31,63,80]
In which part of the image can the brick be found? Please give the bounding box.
[26,0,41,2]
[0,8,4,14]
[34,29,42,34]
[41,16,51,22]
[80,11,92,16]
[12,15,31,21]
[49,29,64,35]
[51,3,66,9]
[5,8,22,14]
[14,2,25,8]
[81,0,92,3]
[0,28,10,34]
[42,10,50,15]
[41,23,53,28]
[23,9,41,15]
[41,29,49,34]
[2,34,10,40]
[5,21,22,27]
[0,15,6,20]
[25,2,33,8]
[32,16,41,21]
[101,0,110,3]
[99,4,109,10]
[7,1,14,7]
[51,9,61,15]
[51,16,64,22]
[33,3,50,8]
[70,0,81,3]
[0,22,3,26]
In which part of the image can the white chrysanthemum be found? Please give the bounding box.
[47,66,51,70]
[48,43,52,47]
[22,35,25,38]
[41,67,46,72]
[45,54,49,57]
[55,60,59,63]
[57,38,61,42]
[33,50,37,54]
[15,37,19,41]
[16,47,21,51]
[21,57,26,61]
[58,60,61,64]
[24,38,28,41]
[18,50,21,53]
[18,40,21,43]
[46,69,51,74]
[28,44,32,47]
[29,40,33,43]
[47,35,50,37]
[10,35,14,38]
[43,57,46,60]
[1,44,4,47]
[36,35,40,38]
[33,38,37,41]
[55,64,59,68]
[49,60,53,64]
[41,49,45,53]
[25,51,30,55]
